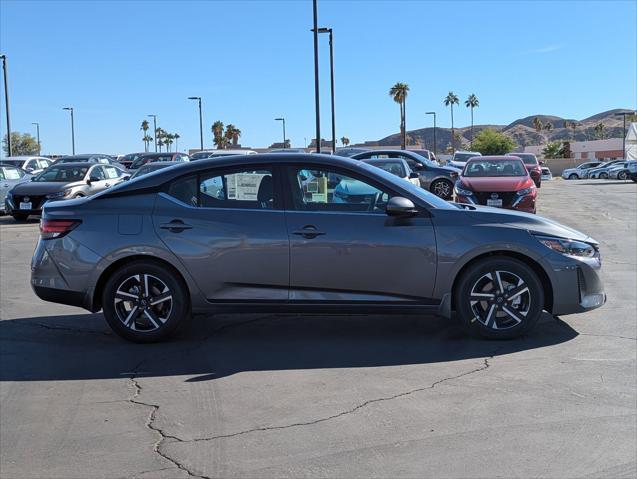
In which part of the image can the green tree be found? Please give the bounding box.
[173,133,180,151]
[533,117,543,132]
[542,141,562,159]
[471,129,516,155]
[594,122,605,139]
[560,141,572,159]
[544,122,553,132]
[2,132,40,156]
[340,136,350,146]
[444,91,460,151]
[389,82,409,149]
[464,93,479,148]
[225,124,241,146]
[212,121,227,149]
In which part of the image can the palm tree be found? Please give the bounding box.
[340,136,350,146]
[533,117,543,132]
[140,120,150,152]
[173,133,180,152]
[225,124,241,146]
[157,138,164,152]
[464,93,479,148]
[389,82,409,149]
[594,122,605,139]
[443,91,460,151]
[212,121,226,149]
[544,122,553,132]
[142,134,153,148]
[164,133,174,152]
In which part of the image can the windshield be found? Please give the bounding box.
[357,162,454,209]
[130,155,173,168]
[35,165,89,182]
[131,163,172,178]
[453,153,479,163]
[1,159,24,167]
[463,159,527,177]
[0,166,25,180]
[364,160,406,178]
[56,157,91,163]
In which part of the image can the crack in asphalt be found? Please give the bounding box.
[579,333,637,341]
[30,321,112,336]
[184,356,494,444]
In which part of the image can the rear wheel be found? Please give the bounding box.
[618,171,628,180]
[430,179,453,199]
[454,257,544,339]
[11,213,29,221]
[568,173,578,180]
[599,172,608,179]
[102,260,190,342]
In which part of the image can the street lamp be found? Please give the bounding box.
[425,111,437,156]
[32,122,40,155]
[188,97,204,151]
[615,111,636,159]
[312,0,321,153]
[62,107,75,155]
[0,54,12,156]
[275,118,286,148]
[317,27,336,154]
[147,114,157,152]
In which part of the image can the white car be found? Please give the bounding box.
[628,160,637,182]
[561,161,603,179]
[0,164,32,213]
[540,167,553,181]
[361,158,421,186]
[2,156,54,175]
[449,150,481,169]
[608,161,633,180]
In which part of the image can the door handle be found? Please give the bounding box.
[160,220,193,232]
[292,225,325,239]
[105,183,111,187]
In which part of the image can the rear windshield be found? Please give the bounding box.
[464,159,527,177]
[365,160,406,178]
[510,154,538,165]
[35,165,89,182]
[131,155,173,168]
[453,153,478,162]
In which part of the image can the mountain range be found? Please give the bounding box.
[356,108,635,152]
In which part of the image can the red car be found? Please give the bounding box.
[506,152,542,187]
[454,156,537,213]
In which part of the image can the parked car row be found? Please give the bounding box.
[562,160,637,181]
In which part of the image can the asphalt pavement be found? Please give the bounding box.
[1,180,635,479]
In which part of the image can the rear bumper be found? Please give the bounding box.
[32,285,87,309]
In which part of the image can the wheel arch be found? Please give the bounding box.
[91,255,190,312]
[451,250,554,312]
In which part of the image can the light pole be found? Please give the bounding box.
[32,122,40,155]
[426,111,437,156]
[615,111,636,159]
[148,114,157,152]
[312,0,321,153]
[188,97,204,151]
[275,118,286,148]
[317,27,336,154]
[0,54,12,156]
[63,107,75,155]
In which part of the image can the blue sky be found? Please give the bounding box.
[1,0,635,155]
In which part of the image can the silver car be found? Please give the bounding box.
[5,162,129,220]
[0,164,32,213]
[31,154,605,342]
[561,161,603,179]
[2,156,54,175]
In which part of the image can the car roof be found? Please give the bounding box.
[48,162,94,167]
[4,156,49,160]
[139,161,178,166]
[138,152,177,157]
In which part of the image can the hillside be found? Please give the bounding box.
[360,108,634,152]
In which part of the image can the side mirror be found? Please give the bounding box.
[414,164,425,171]
[386,197,418,217]
[539,160,545,165]
[409,172,420,179]
[88,175,100,183]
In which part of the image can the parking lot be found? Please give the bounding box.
[0,180,635,479]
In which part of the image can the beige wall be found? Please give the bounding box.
[542,158,582,175]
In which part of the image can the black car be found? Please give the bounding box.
[128,153,190,171]
[54,154,124,168]
[351,150,461,199]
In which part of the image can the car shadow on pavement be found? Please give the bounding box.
[0,312,578,382]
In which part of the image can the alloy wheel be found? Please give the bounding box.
[618,171,628,180]
[432,180,452,199]
[113,274,173,332]
[469,270,531,330]
[600,172,608,179]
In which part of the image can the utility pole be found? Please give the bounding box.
[63,107,75,154]
[32,122,40,155]
[148,114,157,152]
[312,0,321,153]
[1,54,12,156]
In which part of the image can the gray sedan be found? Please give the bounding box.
[31,154,605,342]
[351,150,461,199]
[0,164,32,214]
[5,162,129,220]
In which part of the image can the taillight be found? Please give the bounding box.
[39,219,82,240]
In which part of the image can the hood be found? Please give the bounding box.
[459,176,532,192]
[436,165,462,174]
[465,206,595,244]
[9,181,72,195]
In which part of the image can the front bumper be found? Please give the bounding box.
[549,255,606,316]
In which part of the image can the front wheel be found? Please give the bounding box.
[102,260,191,342]
[599,172,608,179]
[454,257,544,339]
[568,173,578,180]
[430,179,453,200]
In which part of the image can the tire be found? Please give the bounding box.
[454,256,544,339]
[73,193,85,198]
[102,260,191,343]
[568,173,578,180]
[430,179,453,200]
[618,171,628,180]
[11,213,29,221]
[599,172,608,179]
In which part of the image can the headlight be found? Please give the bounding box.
[454,184,473,196]
[46,189,72,200]
[535,235,597,258]
[517,187,535,196]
